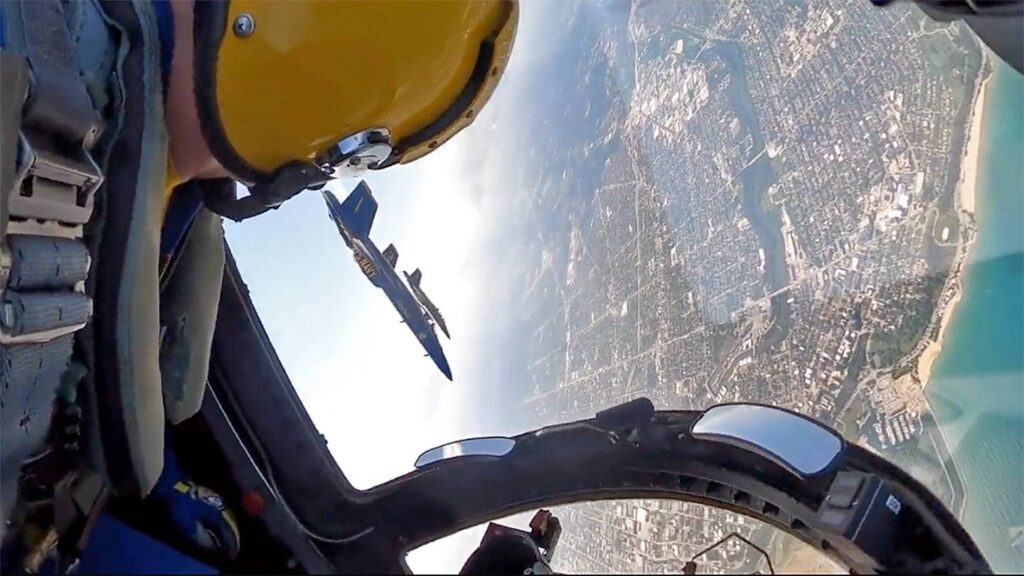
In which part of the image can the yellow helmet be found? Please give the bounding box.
[193,0,518,187]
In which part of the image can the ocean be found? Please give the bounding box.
[927,56,1024,573]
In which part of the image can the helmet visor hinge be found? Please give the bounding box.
[316,128,394,175]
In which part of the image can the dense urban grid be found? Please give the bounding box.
[512,1,985,572]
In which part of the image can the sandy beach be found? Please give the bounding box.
[916,60,991,388]
[958,69,991,216]
[917,289,963,388]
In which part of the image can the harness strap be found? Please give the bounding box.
[1,0,104,523]
[7,235,90,290]
[19,0,103,146]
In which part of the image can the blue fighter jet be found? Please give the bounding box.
[323,182,453,380]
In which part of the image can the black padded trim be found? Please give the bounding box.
[381,2,514,167]
[88,0,152,496]
[192,0,265,185]
[392,40,495,158]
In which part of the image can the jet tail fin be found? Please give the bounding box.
[407,268,422,287]
[337,181,378,238]
[383,244,399,268]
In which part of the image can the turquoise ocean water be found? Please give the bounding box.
[927,57,1024,573]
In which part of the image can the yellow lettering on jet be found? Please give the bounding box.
[354,253,377,278]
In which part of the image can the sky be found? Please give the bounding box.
[225,142,505,572]
[223,1,569,570]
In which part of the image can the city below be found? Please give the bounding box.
[501,1,988,572]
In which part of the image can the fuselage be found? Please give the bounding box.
[325,191,452,380]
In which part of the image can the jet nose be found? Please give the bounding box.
[435,354,453,381]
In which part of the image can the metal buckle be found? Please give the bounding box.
[1,127,102,343]
[7,128,103,239]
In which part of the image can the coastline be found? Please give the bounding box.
[959,68,990,216]
[915,56,991,389]
[917,289,962,389]
[922,55,1024,572]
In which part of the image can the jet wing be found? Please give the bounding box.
[404,269,451,339]
[386,284,453,380]
[430,312,451,340]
